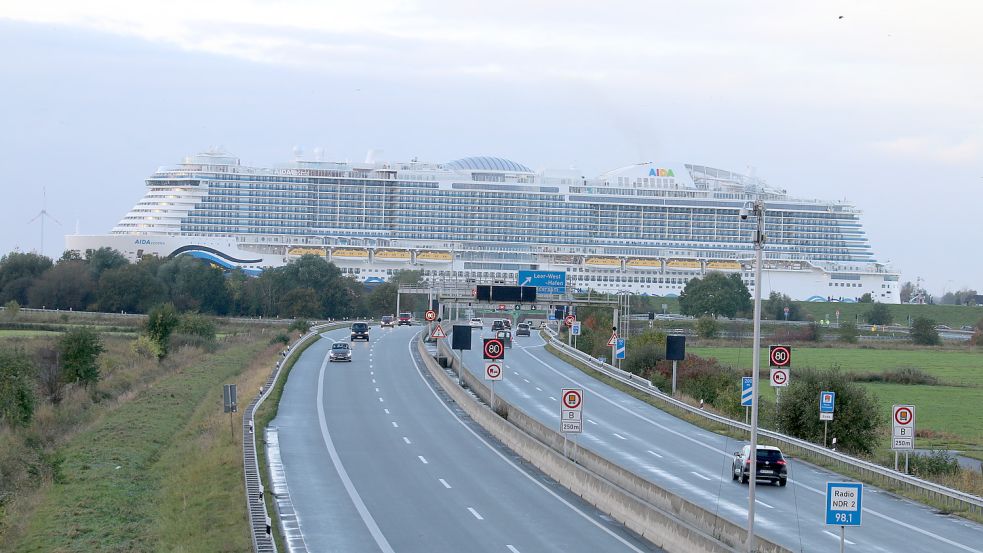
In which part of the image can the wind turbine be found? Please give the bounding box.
[27,187,61,257]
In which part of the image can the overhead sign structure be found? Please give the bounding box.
[571,322,581,336]
[564,314,576,327]
[430,324,446,339]
[518,270,567,295]
[770,368,789,387]
[615,338,626,360]
[424,309,437,322]
[769,345,792,367]
[483,338,505,360]
[825,482,863,526]
[560,388,584,433]
[484,361,503,381]
[892,404,915,450]
[741,377,754,407]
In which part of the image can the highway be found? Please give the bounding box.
[455,327,983,553]
[270,325,661,553]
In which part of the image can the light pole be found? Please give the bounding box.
[743,199,766,553]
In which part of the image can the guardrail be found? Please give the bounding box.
[243,323,333,553]
[541,327,983,518]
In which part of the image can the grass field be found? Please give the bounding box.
[692,345,983,452]
[5,337,281,552]
[0,330,63,337]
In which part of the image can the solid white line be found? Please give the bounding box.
[392,421,399,428]
[316,354,395,553]
[690,471,711,481]
[467,507,484,520]
[439,478,451,489]
[418,456,428,464]
[647,450,663,458]
[506,546,521,553]
[613,433,626,440]
[755,499,774,509]
[823,530,855,545]
[587,419,597,425]
[406,338,647,553]
[403,437,411,444]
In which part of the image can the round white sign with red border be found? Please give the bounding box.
[562,388,583,410]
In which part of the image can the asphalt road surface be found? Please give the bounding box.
[270,325,662,553]
[455,328,983,553]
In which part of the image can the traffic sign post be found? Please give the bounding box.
[615,338,626,360]
[741,376,753,425]
[769,368,789,387]
[424,309,437,322]
[564,314,576,346]
[820,391,836,447]
[485,360,503,412]
[560,388,584,459]
[769,345,791,367]
[892,404,915,472]
[570,322,581,336]
[430,323,446,339]
[826,482,862,553]
[483,338,505,360]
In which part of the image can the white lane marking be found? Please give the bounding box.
[548,396,557,401]
[587,419,597,425]
[372,379,376,383]
[690,471,711,481]
[823,530,855,545]
[612,433,626,440]
[316,354,396,553]
[378,397,384,402]
[418,456,428,464]
[535,387,543,392]
[755,499,774,509]
[523,378,530,383]
[506,546,521,553]
[647,450,663,458]
[523,344,983,553]
[392,421,399,428]
[403,437,411,444]
[370,371,374,375]
[384,408,390,414]
[513,371,520,376]
[375,387,380,392]
[406,339,648,553]
[439,478,451,489]
[467,507,484,520]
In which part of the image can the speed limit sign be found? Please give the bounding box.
[483,338,505,360]
[769,345,792,367]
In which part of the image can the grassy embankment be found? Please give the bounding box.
[0,320,288,552]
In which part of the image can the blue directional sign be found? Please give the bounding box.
[615,338,626,360]
[820,391,836,413]
[741,377,754,407]
[518,270,566,295]
[826,482,863,526]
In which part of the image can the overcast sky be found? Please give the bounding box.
[1,1,979,295]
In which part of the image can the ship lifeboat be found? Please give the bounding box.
[706,260,742,271]
[374,249,411,262]
[416,251,453,263]
[666,258,701,269]
[585,257,621,267]
[331,248,370,261]
[287,246,327,257]
[626,258,662,268]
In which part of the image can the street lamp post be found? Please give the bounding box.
[745,199,766,553]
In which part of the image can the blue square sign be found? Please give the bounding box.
[741,377,753,407]
[820,391,836,413]
[826,482,862,526]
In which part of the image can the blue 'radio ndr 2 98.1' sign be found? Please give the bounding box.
[825,482,862,526]
[517,270,566,295]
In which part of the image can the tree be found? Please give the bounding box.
[279,287,321,319]
[865,302,893,325]
[27,260,95,310]
[84,247,129,278]
[145,303,180,357]
[97,263,167,313]
[157,256,231,314]
[0,347,36,426]
[762,292,801,321]
[0,252,53,305]
[910,317,941,345]
[899,281,915,304]
[678,272,751,319]
[775,367,882,454]
[838,322,859,344]
[858,293,873,303]
[59,327,105,387]
[695,316,719,338]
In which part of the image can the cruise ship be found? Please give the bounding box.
[65,149,900,303]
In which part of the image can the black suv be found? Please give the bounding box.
[491,320,505,331]
[350,322,370,341]
[732,445,788,486]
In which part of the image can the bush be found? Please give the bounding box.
[908,450,961,478]
[145,303,180,358]
[0,347,36,426]
[695,316,719,338]
[850,367,939,385]
[910,317,941,345]
[838,322,859,343]
[3,299,19,319]
[177,313,217,341]
[288,319,312,334]
[269,333,290,345]
[58,327,105,388]
[866,302,893,325]
[131,335,163,359]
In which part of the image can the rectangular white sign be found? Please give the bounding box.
[820,412,833,421]
[891,404,915,450]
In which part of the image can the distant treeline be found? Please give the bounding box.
[0,249,422,319]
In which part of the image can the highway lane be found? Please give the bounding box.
[456,328,983,553]
[271,325,662,553]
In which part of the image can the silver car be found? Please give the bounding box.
[329,342,352,362]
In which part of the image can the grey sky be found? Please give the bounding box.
[1,1,979,295]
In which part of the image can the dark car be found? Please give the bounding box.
[329,342,352,362]
[398,312,413,326]
[350,322,370,341]
[381,315,395,328]
[515,323,531,337]
[732,445,788,486]
[496,329,512,348]
[491,320,505,331]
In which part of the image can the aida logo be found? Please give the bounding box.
[648,168,675,177]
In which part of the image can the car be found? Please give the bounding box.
[515,323,530,336]
[934,324,951,330]
[961,325,976,331]
[470,318,483,328]
[397,312,413,326]
[732,444,788,486]
[329,341,352,362]
[381,315,395,328]
[350,322,370,341]
[503,319,512,330]
[491,320,505,331]
[496,329,512,348]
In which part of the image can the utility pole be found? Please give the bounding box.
[745,199,766,553]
